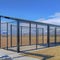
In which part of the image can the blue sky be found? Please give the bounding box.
[0,0,60,20]
[1,0,60,34]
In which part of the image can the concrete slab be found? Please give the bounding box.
[0,49,40,60]
[14,57,39,60]
[8,45,46,51]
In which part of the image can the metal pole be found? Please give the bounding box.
[42,28,44,45]
[55,27,57,45]
[6,23,8,50]
[21,26,22,46]
[0,16,1,48]
[47,25,50,47]
[17,21,20,53]
[10,24,12,47]
[36,24,38,49]
[29,23,31,45]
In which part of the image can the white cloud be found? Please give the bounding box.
[49,12,60,18]
[36,12,60,25]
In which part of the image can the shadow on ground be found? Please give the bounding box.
[20,51,54,60]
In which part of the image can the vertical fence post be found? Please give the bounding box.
[55,27,57,45]
[29,22,31,45]
[42,28,44,45]
[17,21,20,53]
[21,26,22,46]
[36,24,38,49]
[6,23,8,50]
[47,25,50,47]
[10,24,12,47]
[0,16,1,48]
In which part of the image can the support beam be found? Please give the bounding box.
[6,23,8,50]
[0,16,1,48]
[42,28,44,45]
[21,26,22,46]
[10,24,12,47]
[1,15,60,27]
[47,25,50,47]
[17,21,20,53]
[36,24,38,49]
[29,23,31,45]
[55,27,57,45]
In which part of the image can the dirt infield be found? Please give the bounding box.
[1,35,60,48]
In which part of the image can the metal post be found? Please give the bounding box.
[17,21,20,53]
[42,28,44,45]
[36,24,38,49]
[55,27,57,45]
[47,25,50,47]
[6,23,8,50]
[10,24,12,47]
[21,26,22,46]
[29,23,31,45]
[0,16,1,48]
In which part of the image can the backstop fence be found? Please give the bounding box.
[0,15,60,53]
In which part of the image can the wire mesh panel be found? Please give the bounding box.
[21,26,29,46]
[44,29,47,45]
[7,23,11,48]
[1,23,16,48]
[30,24,36,45]
[37,25,48,49]
[50,27,55,46]
[56,28,60,44]
[19,24,37,51]
[11,25,17,47]
[31,27,36,45]
[38,28,43,45]
[1,23,7,48]
[7,23,18,51]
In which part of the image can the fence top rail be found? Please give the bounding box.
[0,15,60,27]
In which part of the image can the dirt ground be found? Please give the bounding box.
[22,46,60,60]
[1,35,60,48]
